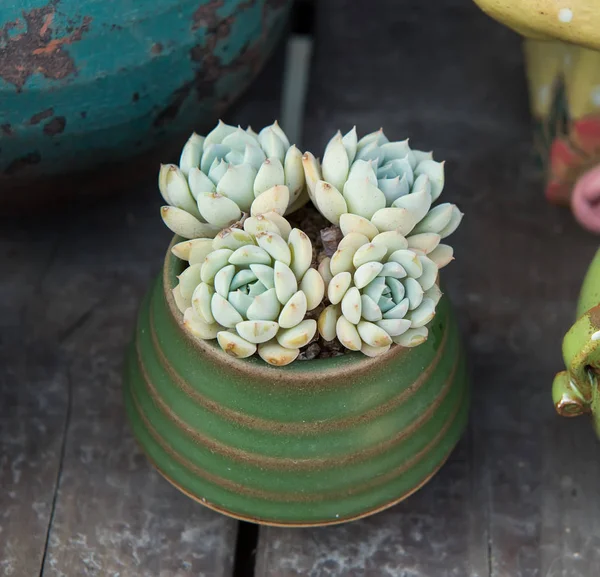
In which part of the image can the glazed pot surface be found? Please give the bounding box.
[472,0,600,51]
[123,240,470,526]
[0,0,291,208]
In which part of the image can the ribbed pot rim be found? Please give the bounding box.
[163,235,442,382]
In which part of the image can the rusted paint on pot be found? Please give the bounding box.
[0,0,292,206]
[123,238,471,526]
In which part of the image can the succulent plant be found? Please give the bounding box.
[317,231,443,356]
[163,122,464,365]
[159,120,306,239]
[303,128,462,244]
[172,214,325,366]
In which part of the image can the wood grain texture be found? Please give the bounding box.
[256,0,600,576]
[0,223,68,576]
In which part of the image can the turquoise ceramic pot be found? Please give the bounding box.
[0,0,291,207]
[123,239,471,527]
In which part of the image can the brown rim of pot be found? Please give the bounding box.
[163,236,444,384]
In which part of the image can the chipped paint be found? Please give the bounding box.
[1,0,292,191]
[43,116,66,135]
[0,1,92,91]
[29,108,54,125]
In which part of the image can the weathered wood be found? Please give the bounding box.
[0,219,69,576]
[256,0,600,576]
[0,342,68,577]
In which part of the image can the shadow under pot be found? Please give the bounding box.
[123,237,470,527]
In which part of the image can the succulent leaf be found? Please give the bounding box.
[300,268,325,311]
[352,243,387,268]
[360,343,391,357]
[197,192,242,228]
[328,272,352,305]
[172,238,212,262]
[288,229,312,280]
[180,133,204,176]
[229,245,271,266]
[284,145,305,200]
[192,282,215,324]
[278,290,308,328]
[246,288,281,321]
[322,132,350,191]
[183,307,220,340]
[214,264,236,298]
[428,244,454,268]
[336,316,362,351]
[188,167,216,200]
[301,151,321,201]
[276,319,317,349]
[339,213,379,240]
[318,305,340,341]
[201,249,234,284]
[213,229,255,252]
[257,232,291,266]
[318,257,334,289]
[254,158,285,196]
[257,341,299,366]
[314,181,347,226]
[236,320,279,344]
[250,185,290,217]
[173,284,191,314]
[161,206,219,240]
[274,261,298,305]
[216,163,256,212]
[178,264,203,300]
[217,331,257,358]
[342,178,386,220]
[164,165,201,219]
[371,207,417,235]
[341,287,362,324]
[393,327,428,347]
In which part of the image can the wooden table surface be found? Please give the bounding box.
[3,1,600,575]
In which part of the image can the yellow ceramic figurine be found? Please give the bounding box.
[472,1,600,233]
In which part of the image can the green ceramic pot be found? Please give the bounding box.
[553,248,600,433]
[123,237,470,526]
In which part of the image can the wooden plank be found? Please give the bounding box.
[0,219,69,576]
[0,342,69,577]
[256,0,600,576]
[27,192,238,576]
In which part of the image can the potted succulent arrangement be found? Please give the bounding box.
[124,120,469,526]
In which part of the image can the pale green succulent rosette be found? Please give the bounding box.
[171,215,325,367]
[317,231,443,356]
[303,128,463,253]
[159,120,307,239]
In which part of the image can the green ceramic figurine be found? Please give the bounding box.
[124,121,470,526]
[553,249,600,432]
